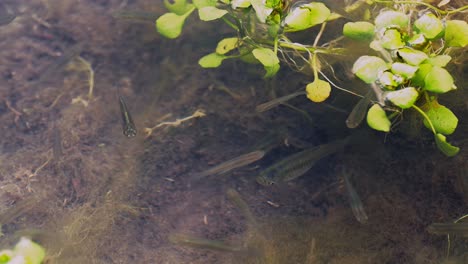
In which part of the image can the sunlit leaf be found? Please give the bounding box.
[156,8,195,39]
[198,53,226,68]
[216,37,239,55]
[378,71,398,89]
[380,29,405,50]
[164,0,193,15]
[193,0,217,8]
[252,48,279,67]
[231,0,251,8]
[434,133,459,157]
[444,20,468,47]
[414,13,444,40]
[385,87,419,109]
[424,55,451,67]
[374,10,408,30]
[366,104,390,132]
[391,62,418,79]
[397,47,428,66]
[423,101,458,135]
[411,63,432,87]
[343,21,375,41]
[13,237,46,264]
[424,66,455,93]
[407,33,427,49]
[352,56,389,83]
[198,6,228,21]
[306,79,331,103]
[283,2,330,32]
[251,0,273,23]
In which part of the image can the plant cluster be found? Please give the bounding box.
[0,237,45,264]
[155,0,467,156]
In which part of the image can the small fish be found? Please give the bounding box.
[226,189,257,228]
[256,137,349,185]
[119,95,137,138]
[343,169,368,224]
[256,91,305,113]
[346,91,372,128]
[427,223,468,236]
[194,150,265,180]
[112,10,159,22]
[168,234,242,252]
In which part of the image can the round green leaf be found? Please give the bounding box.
[264,64,280,78]
[424,66,455,93]
[391,62,418,79]
[193,0,217,8]
[374,10,408,30]
[423,102,458,135]
[252,48,279,67]
[352,56,389,84]
[216,37,239,55]
[434,133,459,157]
[397,48,428,66]
[367,104,391,132]
[343,21,375,41]
[306,79,331,103]
[385,87,419,109]
[13,237,45,264]
[424,55,451,67]
[407,33,427,49]
[380,29,405,50]
[414,13,444,39]
[231,0,251,8]
[250,0,273,23]
[164,0,193,15]
[156,8,194,39]
[198,6,228,21]
[411,63,432,87]
[284,2,330,32]
[198,53,226,68]
[444,20,468,47]
[378,71,398,89]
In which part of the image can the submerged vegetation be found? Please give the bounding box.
[155,0,467,156]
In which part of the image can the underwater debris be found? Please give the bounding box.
[66,56,95,100]
[169,233,243,252]
[193,151,265,180]
[256,137,349,185]
[427,222,468,236]
[143,109,206,138]
[112,10,159,23]
[38,44,83,84]
[118,95,137,138]
[0,13,15,26]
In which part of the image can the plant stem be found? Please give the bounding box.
[412,104,435,134]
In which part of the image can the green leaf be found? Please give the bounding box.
[193,0,217,8]
[391,62,418,79]
[164,0,193,15]
[0,250,13,263]
[424,66,455,93]
[367,104,391,132]
[306,79,331,102]
[13,237,45,264]
[444,20,468,47]
[411,63,432,87]
[380,29,405,50]
[378,71,398,89]
[156,8,195,39]
[250,0,273,23]
[397,48,428,66]
[407,33,427,49]
[198,53,226,68]
[284,2,330,32]
[424,55,451,67]
[374,10,408,30]
[231,0,251,8]
[352,56,389,83]
[385,87,419,109]
[414,13,444,40]
[216,37,239,55]
[343,21,375,41]
[252,48,279,67]
[198,6,228,21]
[423,102,458,135]
[434,133,459,157]
[264,64,280,78]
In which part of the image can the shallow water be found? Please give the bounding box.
[0,0,467,263]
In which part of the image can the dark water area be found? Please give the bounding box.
[0,0,467,263]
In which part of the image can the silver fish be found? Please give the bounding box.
[343,169,368,224]
[119,96,137,138]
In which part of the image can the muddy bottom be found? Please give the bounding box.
[0,0,467,263]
